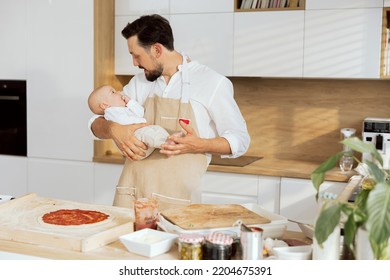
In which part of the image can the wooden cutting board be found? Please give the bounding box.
[0,193,134,252]
[160,204,270,230]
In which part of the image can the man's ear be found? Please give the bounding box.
[153,43,163,58]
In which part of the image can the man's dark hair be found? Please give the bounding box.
[121,14,174,51]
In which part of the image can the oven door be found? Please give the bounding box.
[0,80,27,156]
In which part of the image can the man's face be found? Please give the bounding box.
[127,36,163,82]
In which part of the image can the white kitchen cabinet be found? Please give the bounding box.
[170,0,234,14]
[93,163,124,206]
[386,1,390,8]
[26,0,94,161]
[115,0,169,16]
[280,177,346,231]
[0,0,27,80]
[28,158,94,203]
[170,13,234,76]
[306,0,383,10]
[201,171,258,204]
[234,11,305,77]
[0,155,28,197]
[303,8,382,79]
[257,175,281,214]
[201,171,280,213]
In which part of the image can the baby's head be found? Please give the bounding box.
[88,85,126,115]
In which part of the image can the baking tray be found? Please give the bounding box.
[157,203,287,239]
[0,193,134,252]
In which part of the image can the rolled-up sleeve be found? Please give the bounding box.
[209,78,250,158]
[87,114,103,140]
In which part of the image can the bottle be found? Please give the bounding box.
[339,128,356,172]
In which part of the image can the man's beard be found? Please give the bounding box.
[141,61,163,82]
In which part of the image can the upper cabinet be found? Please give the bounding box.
[171,0,233,13]
[234,11,304,77]
[171,13,234,76]
[303,8,382,79]
[386,1,390,8]
[306,0,383,9]
[0,0,27,79]
[115,0,169,16]
[114,0,385,79]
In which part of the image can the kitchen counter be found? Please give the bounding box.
[93,154,352,183]
[0,230,310,260]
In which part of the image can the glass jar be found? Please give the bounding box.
[178,233,204,260]
[215,230,240,259]
[203,232,233,260]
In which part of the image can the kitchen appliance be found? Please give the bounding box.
[362,117,390,169]
[0,80,27,156]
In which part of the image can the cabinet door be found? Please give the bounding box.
[280,178,346,231]
[258,175,281,214]
[386,1,390,8]
[28,158,94,203]
[170,0,233,14]
[115,0,169,16]
[93,163,124,206]
[170,13,234,76]
[201,171,258,204]
[304,8,382,78]
[234,11,304,77]
[0,155,28,197]
[306,0,383,9]
[0,0,26,79]
[26,0,94,161]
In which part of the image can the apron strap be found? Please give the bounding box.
[181,54,191,104]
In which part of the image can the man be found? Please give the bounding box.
[90,14,250,209]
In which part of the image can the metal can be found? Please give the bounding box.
[178,233,204,260]
[240,226,263,260]
[203,232,233,260]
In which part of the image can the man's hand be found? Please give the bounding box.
[160,120,205,156]
[110,122,149,160]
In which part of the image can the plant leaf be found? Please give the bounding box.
[365,161,386,183]
[314,201,342,246]
[311,153,342,199]
[343,212,357,248]
[366,182,390,259]
[342,137,383,166]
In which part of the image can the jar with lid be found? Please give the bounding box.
[215,230,240,259]
[178,233,204,260]
[203,232,233,260]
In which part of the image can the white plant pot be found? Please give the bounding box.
[312,225,340,260]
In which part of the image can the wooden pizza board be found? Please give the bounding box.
[0,193,134,252]
[160,204,270,230]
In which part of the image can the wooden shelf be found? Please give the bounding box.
[234,0,305,12]
[381,8,390,79]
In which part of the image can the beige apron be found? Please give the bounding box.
[113,56,208,211]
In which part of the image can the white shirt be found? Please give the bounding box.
[104,99,146,125]
[121,60,250,159]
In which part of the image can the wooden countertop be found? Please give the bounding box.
[0,230,311,260]
[93,154,353,183]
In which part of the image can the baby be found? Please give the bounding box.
[88,85,174,158]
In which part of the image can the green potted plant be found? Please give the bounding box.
[311,137,390,259]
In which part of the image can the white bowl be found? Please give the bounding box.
[273,245,312,260]
[119,228,178,258]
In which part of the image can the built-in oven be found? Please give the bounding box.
[0,80,27,156]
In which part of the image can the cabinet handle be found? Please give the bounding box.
[0,96,19,101]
